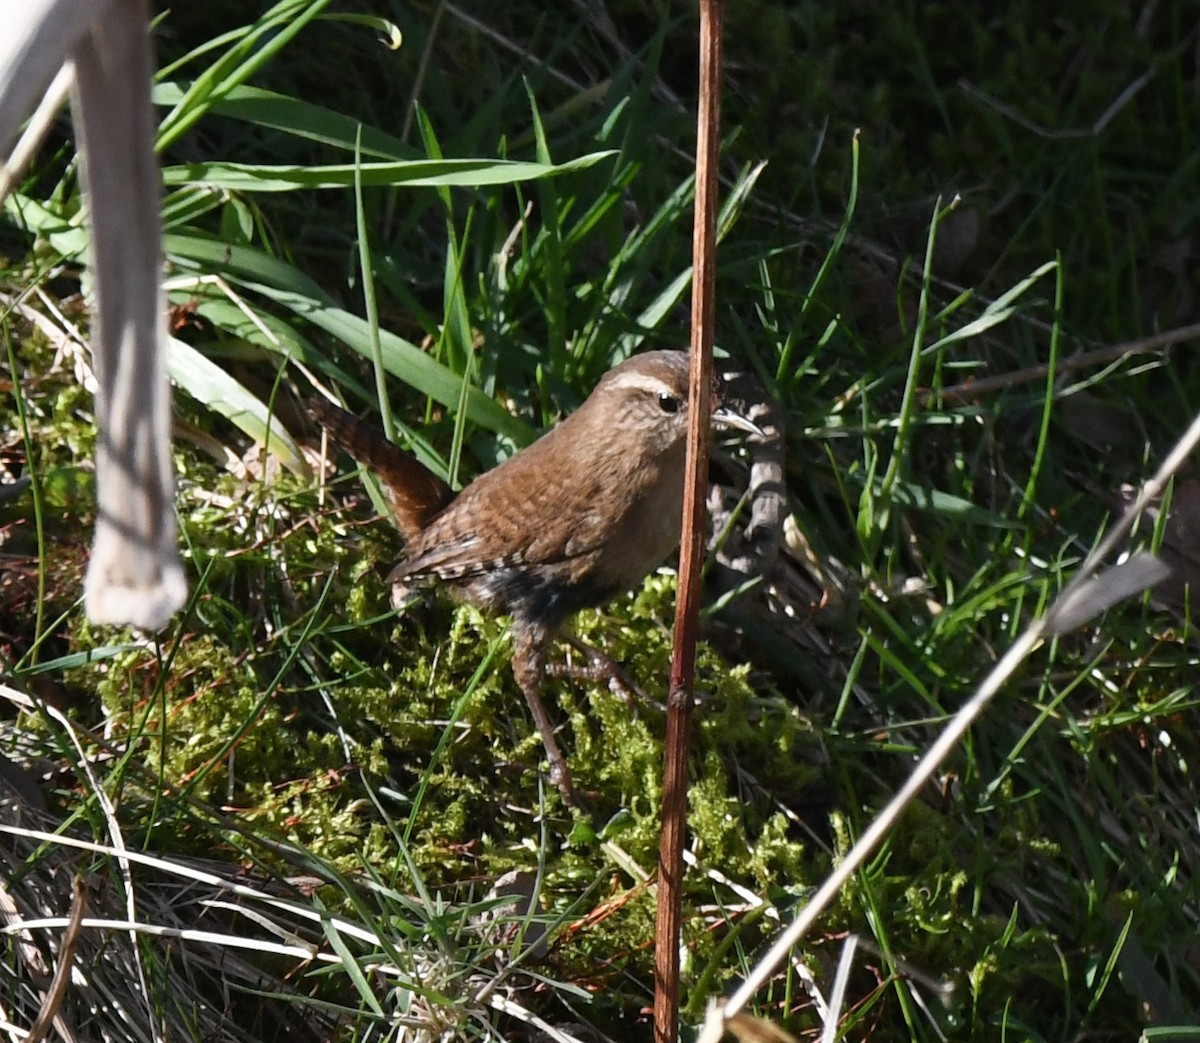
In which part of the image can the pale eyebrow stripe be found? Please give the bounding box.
[603,371,679,396]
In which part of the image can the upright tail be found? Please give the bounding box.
[310,397,455,538]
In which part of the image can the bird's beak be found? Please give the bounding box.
[712,403,764,437]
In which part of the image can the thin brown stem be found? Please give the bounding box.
[654,2,723,1041]
[929,323,1200,405]
[23,876,87,1043]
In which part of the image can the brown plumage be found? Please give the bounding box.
[314,350,759,802]
[308,397,454,536]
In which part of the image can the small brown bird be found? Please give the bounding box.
[313,350,759,801]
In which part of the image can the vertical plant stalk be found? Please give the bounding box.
[75,0,185,629]
[654,2,723,1041]
[2,4,185,630]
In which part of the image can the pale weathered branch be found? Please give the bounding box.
[2,0,184,630]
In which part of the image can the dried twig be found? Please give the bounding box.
[654,2,723,1041]
[22,877,87,1043]
[930,322,1200,405]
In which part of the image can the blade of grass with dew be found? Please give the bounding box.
[318,13,402,50]
[162,184,229,230]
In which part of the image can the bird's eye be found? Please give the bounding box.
[657,393,681,414]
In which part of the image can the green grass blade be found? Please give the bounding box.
[161,153,618,192]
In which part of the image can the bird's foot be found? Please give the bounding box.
[550,636,665,713]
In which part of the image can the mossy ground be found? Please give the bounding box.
[6,361,821,1013]
[4,2,1200,1040]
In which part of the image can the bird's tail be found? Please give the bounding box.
[309,397,455,538]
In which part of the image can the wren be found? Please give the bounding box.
[313,350,759,802]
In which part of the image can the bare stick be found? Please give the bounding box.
[654,2,723,1041]
[21,877,87,1043]
[73,0,185,629]
[930,322,1200,405]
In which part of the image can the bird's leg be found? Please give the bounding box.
[511,625,581,807]
[549,635,663,712]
